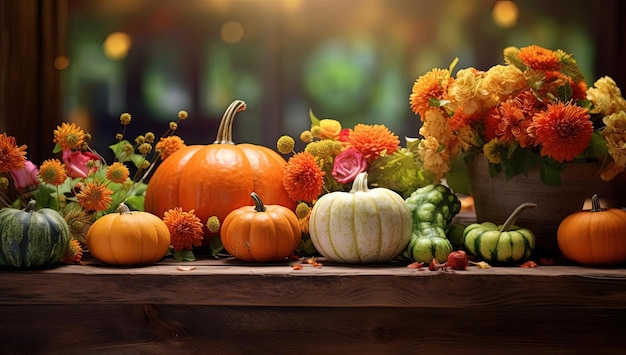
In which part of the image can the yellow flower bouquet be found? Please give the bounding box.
[409,45,626,192]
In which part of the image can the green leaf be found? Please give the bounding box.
[109,140,132,162]
[210,236,224,257]
[445,161,471,195]
[309,108,320,127]
[540,159,563,186]
[558,83,573,102]
[586,131,608,159]
[52,143,63,154]
[557,49,585,84]
[130,154,147,169]
[503,46,526,72]
[173,249,196,261]
[124,195,145,211]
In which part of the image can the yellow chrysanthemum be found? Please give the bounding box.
[53,122,85,151]
[106,162,130,184]
[76,181,113,212]
[39,159,67,186]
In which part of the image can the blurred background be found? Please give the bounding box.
[1,0,625,201]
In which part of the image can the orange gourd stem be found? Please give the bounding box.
[500,202,538,232]
[250,192,266,212]
[590,194,603,212]
[214,100,247,144]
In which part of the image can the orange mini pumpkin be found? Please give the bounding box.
[144,100,295,247]
[557,194,626,265]
[221,192,300,262]
[86,203,171,266]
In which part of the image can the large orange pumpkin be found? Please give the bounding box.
[557,194,626,265]
[144,100,295,247]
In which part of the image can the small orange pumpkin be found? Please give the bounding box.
[221,192,300,262]
[86,203,171,266]
[144,100,295,247]
[557,194,626,265]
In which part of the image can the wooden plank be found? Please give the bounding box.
[1,304,624,353]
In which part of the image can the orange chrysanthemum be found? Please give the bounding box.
[106,162,130,183]
[518,45,561,72]
[155,135,186,160]
[53,122,86,151]
[0,133,27,173]
[344,124,400,163]
[283,152,325,203]
[163,207,204,252]
[448,108,481,132]
[527,102,593,162]
[39,159,67,186]
[76,181,113,211]
[494,101,532,148]
[409,68,452,118]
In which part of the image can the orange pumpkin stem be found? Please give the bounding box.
[116,203,132,215]
[500,202,537,232]
[250,192,266,212]
[214,100,247,145]
[590,194,603,212]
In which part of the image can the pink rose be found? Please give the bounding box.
[62,150,101,179]
[332,148,367,184]
[10,160,39,191]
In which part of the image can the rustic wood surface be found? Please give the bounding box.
[1,256,626,354]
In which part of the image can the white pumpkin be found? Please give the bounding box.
[309,172,412,263]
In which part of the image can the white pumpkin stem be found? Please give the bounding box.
[214,100,247,145]
[117,203,132,215]
[250,192,266,212]
[350,172,370,193]
[500,202,537,232]
[590,194,603,212]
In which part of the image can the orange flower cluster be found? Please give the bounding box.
[409,45,626,183]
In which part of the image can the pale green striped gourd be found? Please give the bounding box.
[463,202,537,263]
[0,200,70,268]
[309,172,412,264]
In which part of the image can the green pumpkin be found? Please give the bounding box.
[0,200,71,268]
[463,202,536,263]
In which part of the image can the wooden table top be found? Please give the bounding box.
[2,255,626,309]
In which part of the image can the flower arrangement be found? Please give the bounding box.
[409,45,626,190]
[0,111,193,263]
[276,111,434,255]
